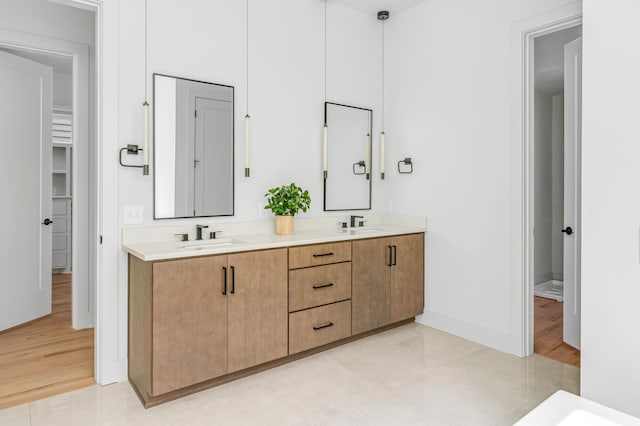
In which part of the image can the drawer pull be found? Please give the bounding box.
[312,282,334,290]
[312,252,334,258]
[313,322,334,331]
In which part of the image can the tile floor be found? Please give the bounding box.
[0,323,579,425]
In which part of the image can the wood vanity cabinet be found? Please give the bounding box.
[128,232,424,407]
[352,233,424,335]
[128,248,287,402]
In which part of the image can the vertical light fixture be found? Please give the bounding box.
[245,0,251,177]
[366,133,371,180]
[378,10,389,180]
[322,0,328,180]
[142,0,150,175]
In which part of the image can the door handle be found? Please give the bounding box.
[387,245,392,266]
[561,227,574,236]
[230,266,235,294]
[222,267,227,295]
[42,218,53,225]
[392,245,397,266]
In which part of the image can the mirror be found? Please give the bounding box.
[323,102,372,211]
[154,74,234,219]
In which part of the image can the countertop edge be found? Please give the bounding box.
[123,226,426,262]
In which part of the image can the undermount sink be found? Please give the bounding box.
[177,237,244,250]
[340,227,382,234]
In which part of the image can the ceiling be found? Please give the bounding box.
[330,0,428,17]
[0,47,72,74]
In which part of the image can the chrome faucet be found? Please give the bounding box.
[196,224,208,240]
[350,215,364,228]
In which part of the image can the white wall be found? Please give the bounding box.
[384,0,580,354]
[533,92,564,284]
[581,0,640,417]
[0,0,94,44]
[534,91,553,284]
[114,0,382,378]
[53,72,73,107]
[550,94,564,279]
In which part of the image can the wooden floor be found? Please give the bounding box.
[0,274,94,410]
[534,296,580,367]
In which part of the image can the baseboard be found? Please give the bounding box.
[416,311,519,356]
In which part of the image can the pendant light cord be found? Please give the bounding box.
[246,0,249,115]
[381,19,385,132]
[144,0,148,100]
[324,0,327,104]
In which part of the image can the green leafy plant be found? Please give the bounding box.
[264,183,311,216]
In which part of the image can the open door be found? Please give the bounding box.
[0,50,53,331]
[563,37,582,349]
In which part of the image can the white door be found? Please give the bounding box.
[0,50,53,331]
[563,37,582,350]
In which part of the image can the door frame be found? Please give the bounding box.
[519,12,582,356]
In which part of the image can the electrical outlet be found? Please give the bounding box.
[123,205,144,225]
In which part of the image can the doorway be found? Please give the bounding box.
[526,20,582,367]
[0,0,96,407]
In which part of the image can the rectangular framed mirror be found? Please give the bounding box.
[323,102,372,211]
[154,74,234,219]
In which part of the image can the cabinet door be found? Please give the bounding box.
[352,238,391,335]
[152,255,228,395]
[227,248,288,373]
[390,233,425,322]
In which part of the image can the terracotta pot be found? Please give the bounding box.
[275,215,294,235]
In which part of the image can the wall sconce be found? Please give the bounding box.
[365,133,371,180]
[397,157,413,174]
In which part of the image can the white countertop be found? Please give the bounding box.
[123,223,426,261]
[515,391,640,426]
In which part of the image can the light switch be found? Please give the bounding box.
[123,205,144,225]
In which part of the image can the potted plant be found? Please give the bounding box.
[264,183,311,235]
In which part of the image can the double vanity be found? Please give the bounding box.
[123,217,426,407]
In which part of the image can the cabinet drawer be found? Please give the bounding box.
[289,300,351,354]
[289,263,351,312]
[289,242,351,269]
